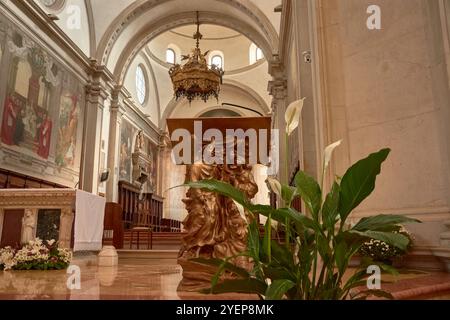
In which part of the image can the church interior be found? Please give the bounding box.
[1,0,450,301]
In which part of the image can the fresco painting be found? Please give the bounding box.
[119,119,136,182]
[0,16,84,174]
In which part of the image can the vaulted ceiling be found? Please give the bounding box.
[35,0,281,81]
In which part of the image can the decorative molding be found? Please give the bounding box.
[85,0,97,59]
[278,0,293,65]
[0,188,76,208]
[349,206,450,222]
[268,78,288,101]
[140,50,161,123]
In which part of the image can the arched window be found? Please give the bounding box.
[135,65,147,105]
[256,47,264,61]
[166,48,176,64]
[249,43,264,65]
[211,55,223,69]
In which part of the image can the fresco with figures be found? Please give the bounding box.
[119,119,136,182]
[0,13,84,185]
[145,136,158,193]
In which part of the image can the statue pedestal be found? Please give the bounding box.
[98,246,118,267]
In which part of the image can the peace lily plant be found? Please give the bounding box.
[180,98,420,300]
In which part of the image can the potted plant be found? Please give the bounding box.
[176,99,420,300]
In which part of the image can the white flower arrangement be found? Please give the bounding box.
[359,226,413,262]
[0,239,72,271]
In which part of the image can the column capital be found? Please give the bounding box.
[158,131,171,151]
[110,86,127,118]
[268,78,288,100]
[85,80,109,107]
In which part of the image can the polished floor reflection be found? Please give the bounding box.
[0,256,256,300]
[1,255,450,300]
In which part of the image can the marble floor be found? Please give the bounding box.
[1,255,450,300]
[0,256,255,300]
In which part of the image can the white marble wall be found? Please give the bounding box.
[317,0,450,248]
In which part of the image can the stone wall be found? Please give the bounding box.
[314,0,450,261]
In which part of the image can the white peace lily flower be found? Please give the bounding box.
[285,98,305,136]
[324,140,342,170]
[266,177,282,197]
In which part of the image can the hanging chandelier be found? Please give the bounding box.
[169,12,224,103]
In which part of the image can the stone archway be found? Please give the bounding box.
[95,0,279,85]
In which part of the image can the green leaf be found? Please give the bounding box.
[179,179,248,206]
[190,258,250,279]
[294,171,322,218]
[209,278,268,295]
[281,185,297,206]
[261,219,271,262]
[352,289,394,300]
[352,214,420,231]
[270,240,295,270]
[248,221,260,262]
[249,205,318,231]
[335,241,348,275]
[339,149,390,222]
[348,230,410,251]
[265,280,296,300]
[322,182,340,231]
[263,266,296,282]
[317,236,331,264]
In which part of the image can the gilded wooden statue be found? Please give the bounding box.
[177,150,258,291]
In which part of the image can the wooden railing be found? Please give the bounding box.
[117,181,179,232]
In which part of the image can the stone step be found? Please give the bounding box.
[117,249,178,261]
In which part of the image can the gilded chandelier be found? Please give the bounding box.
[169,12,224,103]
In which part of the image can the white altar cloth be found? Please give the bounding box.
[74,190,106,252]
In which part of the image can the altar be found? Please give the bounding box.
[0,189,105,251]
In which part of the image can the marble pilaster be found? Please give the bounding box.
[105,88,125,202]
[81,81,108,194]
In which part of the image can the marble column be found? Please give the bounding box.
[80,81,108,194]
[268,77,288,185]
[105,88,125,203]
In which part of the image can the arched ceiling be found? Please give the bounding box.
[89,0,281,50]
[92,0,279,84]
[33,0,281,84]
